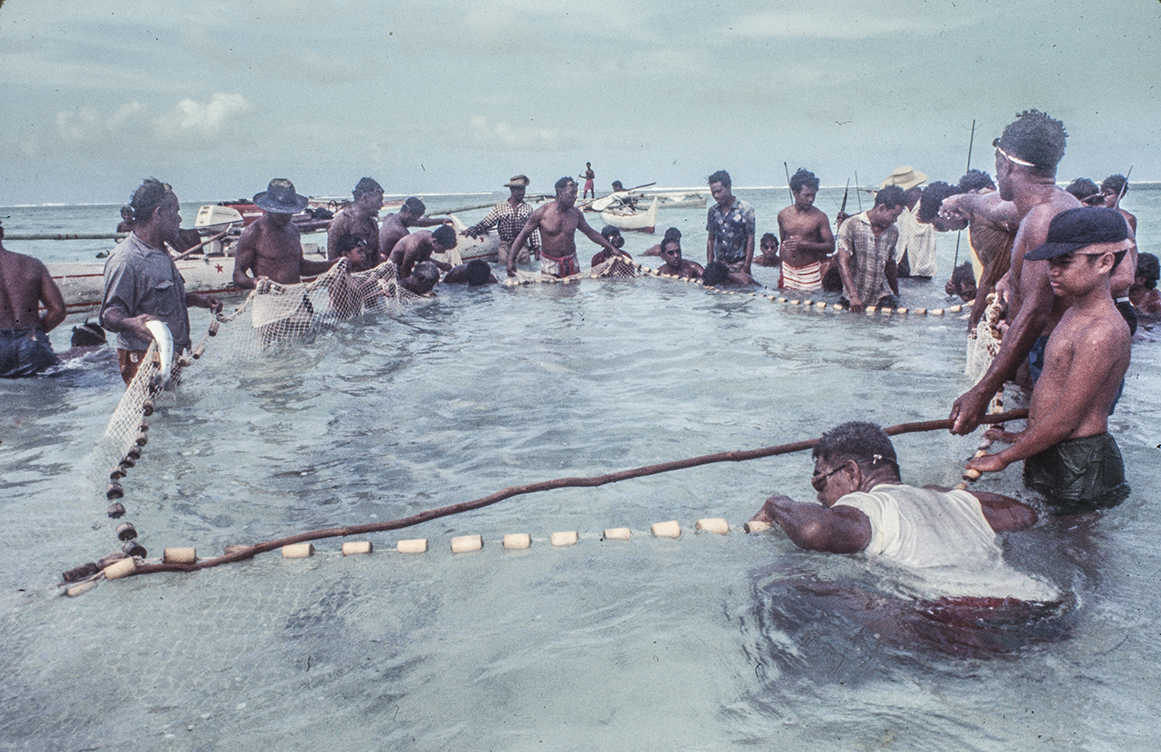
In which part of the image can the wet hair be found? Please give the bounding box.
[998,109,1068,175]
[336,234,366,255]
[661,238,681,256]
[128,178,174,224]
[789,168,819,194]
[707,170,731,189]
[812,421,899,477]
[611,180,625,191]
[1065,178,1100,202]
[353,177,382,198]
[873,184,907,210]
[431,224,456,249]
[1101,174,1129,198]
[600,225,622,240]
[702,261,729,286]
[70,320,107,348]
[760,232,779,248]
[918,181,959,222]
[950,262,976,293]
[465,259,491,286]
[554,176,576,193]
[1137,252,1159,289]
[409,260,440,292]
[957,169,995,192]
[662,226,682,242]
[402,196,426,215]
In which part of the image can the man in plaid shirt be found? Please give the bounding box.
[836,185,907,311]
[464,174,541,267]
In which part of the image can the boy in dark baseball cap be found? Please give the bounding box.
[967,207,1132,514]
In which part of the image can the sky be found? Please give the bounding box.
[1,0,1159,205]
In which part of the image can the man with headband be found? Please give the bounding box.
[968,207,1132,514]
[948,110,1085,434]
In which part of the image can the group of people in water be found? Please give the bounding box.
[0,108,1150,604]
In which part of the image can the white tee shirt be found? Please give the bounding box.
[835,484,1058,600]
[896,205,937,277]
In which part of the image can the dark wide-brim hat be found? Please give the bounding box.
[504,174,530,188]
[253,178,309,214]
[1024,207,1130,261]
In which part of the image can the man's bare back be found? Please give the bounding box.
[389,232,437,278]
[233,214,334,288]
[0,247,65,331]
[777,204,833,268]
[378,214,409,257]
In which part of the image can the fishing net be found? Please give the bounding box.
[93,257,429,520]
[965,293,1004,386]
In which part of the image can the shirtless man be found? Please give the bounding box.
[326,177,383,270]
[778,169,834,291]
[377,196,453,258]
[580,162,596,199]
[1100,174,1137,234]
[702,260,757,287]
[1099,174,1140,331]
[232,178,339,290]
[507,176,623,278]
[0,219,66,377]
[949,110,1082,434]
[968,208,1132,514]
[643,227,681,257]
[936,171,1021,327]
[387,224,456,278]
[1129,252,1161,318]
[590,225,632,268]
[442,259,497,286]
[754,233,780,267]
[656,236,703,280]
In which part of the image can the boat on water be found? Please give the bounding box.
[49,215,497,314]
[637,190,708,209]
[600,197,658,233]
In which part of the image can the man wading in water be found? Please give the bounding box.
[506,177,622,279]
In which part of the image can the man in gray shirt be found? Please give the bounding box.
[100,179,220,384]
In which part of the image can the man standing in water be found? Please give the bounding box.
[706,169,756,275]
[506,177,623,278]
[836,185,906,311]
[327,177,384,270]
[101,179,221,383]
[463,174,540,268]
[377,197,453,257]
[0,218,66,377]
[948,110,1083,434]
[233,178,340,290]
[777,168,834,291]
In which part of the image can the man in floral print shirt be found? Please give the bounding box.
[705,169,756,276]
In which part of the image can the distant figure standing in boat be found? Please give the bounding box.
[706,169,755,276]
[327,177,384,271]
[463,174,540,268]
[101,179,221,383]
[581,162,596,199]
[377,197,453,258]
[0,218,66,377]
[777,168,833,289]
[232,178,339,290]
[506,176,623,278]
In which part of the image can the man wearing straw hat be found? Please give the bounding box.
[0,217,67,377]
[233,178,339,290]
[463,174,540,267]
[880,166,935,279]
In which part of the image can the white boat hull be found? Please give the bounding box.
[600,197,658,233]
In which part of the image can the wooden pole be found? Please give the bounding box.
[124,409,1028,578]
[783,162,795,202]
[953,119,977,269]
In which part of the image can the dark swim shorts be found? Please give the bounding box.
[1027,335,1049,384]
[1024,433,1130,514]
[1115,297,1138,336]
[0,329,58,378]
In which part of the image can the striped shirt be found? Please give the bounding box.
[837,211,898,304]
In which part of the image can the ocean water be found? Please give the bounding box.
[2,188,1161,749]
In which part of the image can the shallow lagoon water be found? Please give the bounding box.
[2,189,1161,749]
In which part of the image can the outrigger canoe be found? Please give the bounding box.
[599,197,658,233]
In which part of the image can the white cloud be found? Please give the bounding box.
[162,93,252,140]
[726,11,974,39]
[467,115,566,151]
[55,101,147,144]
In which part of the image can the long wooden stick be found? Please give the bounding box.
[953,119,977,269]
[1112,165,1134,209]
[168,225,235,262]
[783,162,795,202]
[6,232,128,241]
[124,409,1027,578]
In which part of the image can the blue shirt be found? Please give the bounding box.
[706,198,755,263]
